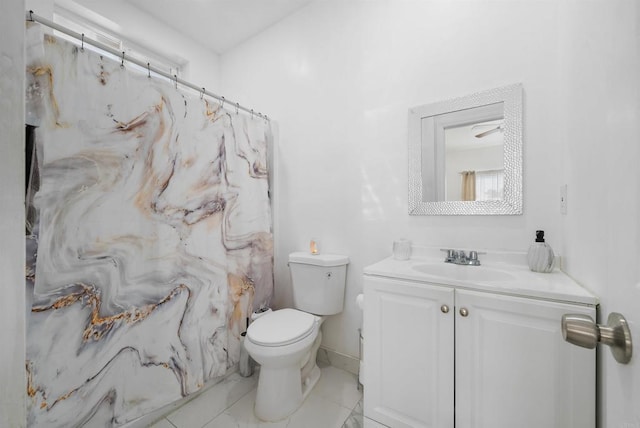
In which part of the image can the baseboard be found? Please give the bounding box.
[317,346,359,376]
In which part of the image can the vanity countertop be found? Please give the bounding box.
[363,248,598,306]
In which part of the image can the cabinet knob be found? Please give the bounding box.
[441,304,449,314]
[459,308,469,317]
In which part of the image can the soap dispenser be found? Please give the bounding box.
[527,230,555,273]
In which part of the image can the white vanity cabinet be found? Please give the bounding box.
[364,276,455,428]
[454,288,596,428]
[363,274,596,428]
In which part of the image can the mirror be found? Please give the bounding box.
[408,84,523,215]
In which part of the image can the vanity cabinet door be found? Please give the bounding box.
[363,276,454,428]
[454,289,596,428]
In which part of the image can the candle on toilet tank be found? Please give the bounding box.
[310,238,319,255]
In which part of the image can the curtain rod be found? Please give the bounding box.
[26,11,269,121]
[458,168,504,174]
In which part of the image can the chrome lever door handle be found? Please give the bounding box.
[561,312,633,364]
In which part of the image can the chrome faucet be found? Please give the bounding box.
[442,249,481,266]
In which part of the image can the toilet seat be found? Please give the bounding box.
[247,308,317,347]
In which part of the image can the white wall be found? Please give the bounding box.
[558,0,638,311]
[220,0,565,358]
[0,0,27,426]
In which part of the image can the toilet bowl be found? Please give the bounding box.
[244,308,324,421]
[243,252,349,421]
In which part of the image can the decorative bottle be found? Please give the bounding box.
[527,230,555,273]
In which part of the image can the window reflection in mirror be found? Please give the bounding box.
[444,119,504,201]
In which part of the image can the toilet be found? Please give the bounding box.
[244,251,349,421]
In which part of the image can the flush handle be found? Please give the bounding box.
[561,312,633,364]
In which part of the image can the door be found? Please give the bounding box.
[594,125,640,424]
[363,276,454,428]
[596,82,640,428]
[557,2,640,426]
[455,289,596,428]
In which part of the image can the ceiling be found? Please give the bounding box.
[124,0,314,54]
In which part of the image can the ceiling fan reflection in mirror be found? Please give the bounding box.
[472,121,504,138]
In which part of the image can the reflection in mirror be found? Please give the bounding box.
[408,84,522,215]
[445,118,504,202]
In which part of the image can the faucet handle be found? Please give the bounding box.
[468,250,481,266]
[440,249,456,262]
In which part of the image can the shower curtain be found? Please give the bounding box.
[24,24,273,427]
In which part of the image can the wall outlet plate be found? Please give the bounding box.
[560,184,568,215]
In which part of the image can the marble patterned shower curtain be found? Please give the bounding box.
[24,24,273,427]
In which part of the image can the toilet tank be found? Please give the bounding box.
[289,252,349,315]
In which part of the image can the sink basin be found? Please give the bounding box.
[412,262,516,282]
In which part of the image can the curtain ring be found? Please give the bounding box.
[147,62,151,78]
[174,74,178,89]
[80,33,85,52]
[200,88,205,100]
[28,10,34,21]
[251,109,255,120]
[235,103,239,115]
[220,96,225,108]
[120,51,125,68]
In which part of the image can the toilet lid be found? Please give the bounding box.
[247,308,317,347]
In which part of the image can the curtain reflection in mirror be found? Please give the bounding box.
[461,171,476,201]
[459,169,503,201]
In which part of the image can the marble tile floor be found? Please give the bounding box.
[149,363,367,428]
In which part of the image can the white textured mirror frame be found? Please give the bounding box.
[408,83,523,215]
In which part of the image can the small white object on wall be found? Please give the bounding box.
[560,184,568,215]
